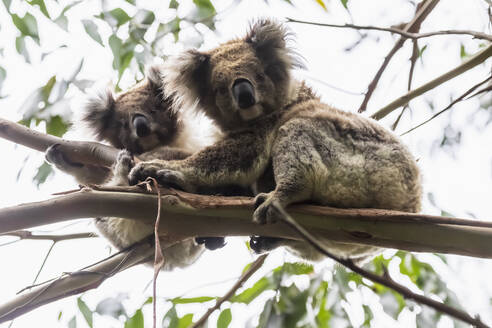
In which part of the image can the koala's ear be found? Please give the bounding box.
[162,49,211,110]
[246,18,305,70]
[146,65,164,90]
[82,89,115,140]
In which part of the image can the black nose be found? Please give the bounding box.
[132,115,151,137]
[233,79,256,109]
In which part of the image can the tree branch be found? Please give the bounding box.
[0,231,96,242]
[191,254,268,328]
[400,74,492,135]
[286,18,492,42]
[0,118,119,167]
[271,201,489,328]
[357,0,441,113]
[371,44,492,120]
[0,238,157,323]
[0,187,492,258]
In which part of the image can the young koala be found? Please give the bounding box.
[46,67,225,270]
[128,19,422,263]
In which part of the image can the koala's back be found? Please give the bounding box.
[273,100,421,213]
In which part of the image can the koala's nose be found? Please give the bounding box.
[132,115,151,138]
[233,79,256,109]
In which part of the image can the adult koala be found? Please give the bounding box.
[128,19,422,263]
[46,66,226,270]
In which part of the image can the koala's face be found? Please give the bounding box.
[164,19,303,131]
[83,67,180,154]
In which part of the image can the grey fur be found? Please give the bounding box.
[129,19,422,262]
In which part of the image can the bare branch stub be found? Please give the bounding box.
[271,201,490,328]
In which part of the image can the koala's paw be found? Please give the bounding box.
[249,236,284,254]
[129,162,189,190]
[114,150,134,176]
[252,192,280,225]
[195,237,226,251]
[45,144,83,168]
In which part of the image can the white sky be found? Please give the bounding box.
[0,0,491,327]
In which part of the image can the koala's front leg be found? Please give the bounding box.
[46,144,110,185]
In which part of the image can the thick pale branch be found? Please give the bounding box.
[0,231,96,242]
[0,118,119,167]
[371,44,492,120]
[0,188,492,258]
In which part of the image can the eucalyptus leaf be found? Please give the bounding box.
[95,297,126,319]
[178,314,193,328]
[33,162,53,187]
[82,20,103,46]
[217,308,232,328]
[28,0,50,18]
[46,115,69,137]
[169,0,179,9]
[162,306,179,328]
[77,297,93,328]
[12,13,39,44]
[171,296,215,304]
[15,36,31,63]
[124,309,144,328]
[68,316,77,328]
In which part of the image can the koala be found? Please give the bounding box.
[128,19,422,263]
[46,66,227,270]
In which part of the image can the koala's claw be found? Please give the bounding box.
[252,192,279,225]
[45,144,83,168]
[115,150,134,173]
[128,162,157,185]
[155,169,187,189]
[195,237,226,250]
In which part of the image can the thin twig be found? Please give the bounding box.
[400,74,492,136]
[191,254,268,328]
[372,44,492,120]
[32,242,56,285]
[0,231,96,242]
[286,18,492,42]
[270,201,489,328]
[357,0,441,113]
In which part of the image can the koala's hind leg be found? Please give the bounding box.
[45,144,110,185]
[253,124,315,225]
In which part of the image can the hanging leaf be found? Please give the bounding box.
[11,13,40,44]
[15,36,30,63]
[169,0,179,9]
[217,308,232,328]
[68,316,77,328]
[134,9,155,26]
[28,0,50,18]
[54,1,83,31]
[124,309,144,328]
[82,20,103,46]
[33,162,53,187]
[77,297,93,328]
[162,307,179,328]
[178,314,193,328]
[171,296,215,304]
[46,115,69,137]
[315,0,328,10]
[2,0,12,12]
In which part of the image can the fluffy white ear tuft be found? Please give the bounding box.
[162,49,210,114]
[81,88,115,140]
[146,64,164,88]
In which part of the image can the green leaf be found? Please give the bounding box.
[124,309,144,328]
[418,44,427,58]
[57,311,62,321]
[171,296,215,304]
[257,299,274,328]
[42,76,56,102]
[125,0,136,4]
[68,316,77,328]
[134,9,155,26]
[278,262,314,275]
[2,0,12,12]
[230,277,274,304]
[162,307,179,328]
[46,115,69,137]
[109,8,131,27]
[217,308,232,328]
[169,0,179,9]
[460,44,468,59]
[178,314,193,328]
[339,0,348,9]
[0,66,6,93]
[316,0,328,10]
[54,1,83,31]
[82,20,103,46]
[191,0,216,29]
[12,13,39,43]
[28,0,50,18]
[77,297,93,328]
[15,36,31,63]
[33,161,53,186]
